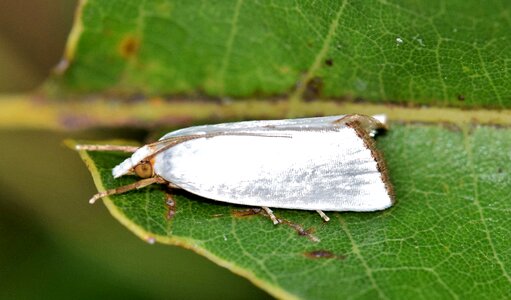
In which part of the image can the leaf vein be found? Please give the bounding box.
[218,0,244,95]
[288,0,348,108]
[462,127,511,284]
[338,215,388,300]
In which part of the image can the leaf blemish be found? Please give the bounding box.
[303,76,323,101]
[165,192,176,220]
[325,58,333,67]
[304,250,346,260]
[119,35,140,59]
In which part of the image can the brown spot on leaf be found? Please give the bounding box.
[304,250,335,259]
[303,76,323,101]
[119,36,140,59]
[325,58,333,67]
[304,250,347,260]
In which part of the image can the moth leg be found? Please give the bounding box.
[75,144,139,153]
[262,206,280,225]
[168,182,181,189]
[89,177,166,204]
[316,210,330,222]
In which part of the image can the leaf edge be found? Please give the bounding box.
[73,142,299,300]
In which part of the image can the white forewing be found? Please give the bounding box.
[160,114,386,139]
[161,116,342,137]
[153,126,392,211]
[113,116,352,178]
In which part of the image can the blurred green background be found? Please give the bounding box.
[0,1,269,298]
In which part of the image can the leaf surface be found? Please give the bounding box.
[57,0,511,298]
[74,123,511,299]
[56,0,511,107]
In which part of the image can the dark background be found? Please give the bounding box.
[0,1,269,298]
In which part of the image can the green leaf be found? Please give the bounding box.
[55,0,511,107]
[53,0,511,298]
[73,122,511,299]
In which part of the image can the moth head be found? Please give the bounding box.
[133,161,154,178]
[112,145,153,178]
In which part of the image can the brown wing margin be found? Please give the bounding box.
[340,115,395,203]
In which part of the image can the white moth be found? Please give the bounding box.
[77,114,394,224]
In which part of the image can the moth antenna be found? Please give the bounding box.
[89,193,103,204]
[75,144,139,153]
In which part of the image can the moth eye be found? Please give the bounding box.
[134,162,153,178]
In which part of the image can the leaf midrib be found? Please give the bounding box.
[1,95,511,131]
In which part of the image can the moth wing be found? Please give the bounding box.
[161,114,386,139]
[159,115,345,139]
[113,114,387,180]
[112,136,190,178]
[153,126,393,212]
[113,116,347,177]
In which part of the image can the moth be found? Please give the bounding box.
[77,114,394,224]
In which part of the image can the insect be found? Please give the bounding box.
[76,114,394,224]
